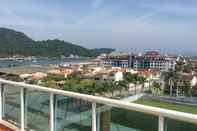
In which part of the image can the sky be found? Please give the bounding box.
[0,0,197,55]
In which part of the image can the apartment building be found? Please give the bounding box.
[133,51,176,71]
[101,52,134,68]
[102,51,176,71]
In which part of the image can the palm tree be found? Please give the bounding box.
[182,80,192,97]
[123,73,146,95]
[138,77,146,93]
[118,80,129,95]
[152,82,162,95]
[108,82,116,97]
[175,74,183,97]
[162,70,179,96]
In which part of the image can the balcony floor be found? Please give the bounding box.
[0,124,14,131]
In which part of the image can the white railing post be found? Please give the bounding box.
[50,93,54,131]
[21,88,25,131]
[159,115,164,131]
[92,102,97,131]
[97,105,100,131]
[0,83,3,121]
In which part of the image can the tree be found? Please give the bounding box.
[182,81,192,97]
[42,74,65,82]
[175,61,184,72]
[119,80,129,95]
[0,28,114,57]
[137,77,146,93]
[124,73,137,94]
[124,73,145,95]
[41,80,56,88]
[151,82,162,95]
[108,82,116,97]
[162,70,179,96]
[175,75,183,97]
[183,63,193,73]
[67,71,82,80]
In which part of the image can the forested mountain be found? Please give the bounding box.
[0,28,114,57]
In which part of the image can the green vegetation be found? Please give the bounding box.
[176,61,194,73]
[90,48,115,55]
[162,70,181,96]
[123,72,146,95]
[41,74,65,87]
[162,70,193,97]
[151,82,163,95]
[134,98,197,115]
[0,27,114,57]
[162,59,197,97]
[40,72,146,96]
[42,74,65,82]
[124,73,146,84]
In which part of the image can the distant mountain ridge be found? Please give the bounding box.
[0,27,114,57]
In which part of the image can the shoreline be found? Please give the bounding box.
[0,57,91,61]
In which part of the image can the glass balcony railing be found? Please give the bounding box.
[54,95,92,131]
[25,89,50,131]
[96,105,158,131]
[0,79,197,131]
[165,118,197,131]
[3,85,21,127]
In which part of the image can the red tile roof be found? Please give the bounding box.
[183,74,194,81]
[144,51,159,57]
[137,70,152,78]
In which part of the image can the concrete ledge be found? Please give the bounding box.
[0,120,20,131]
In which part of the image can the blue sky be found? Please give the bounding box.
[0,0,197,55]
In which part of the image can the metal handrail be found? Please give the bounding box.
[0,79,197,125]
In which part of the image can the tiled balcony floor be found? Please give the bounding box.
[0,124,14,131]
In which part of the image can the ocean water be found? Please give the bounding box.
[0,58,89,68]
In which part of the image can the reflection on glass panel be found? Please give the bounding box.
[54,95,92,131]
[165,118,197,131]
[97,105,158,131]
[3,85,21,127]
[25,89,50,131]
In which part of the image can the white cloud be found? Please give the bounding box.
[92,0,104,9]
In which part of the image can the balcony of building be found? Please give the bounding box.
[0,78,197,131]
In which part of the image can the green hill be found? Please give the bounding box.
[0,28,114,57]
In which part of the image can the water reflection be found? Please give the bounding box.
[3,85,21,127]
[54,95,92,131]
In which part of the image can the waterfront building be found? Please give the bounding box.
[133,51,176,71]
[101,52,134,68]
[102,51,176,71]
